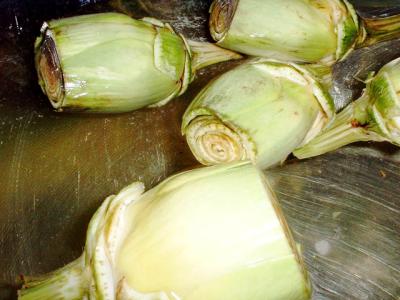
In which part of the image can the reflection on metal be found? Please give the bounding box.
[0,0,399,299]
[268,147,400,299]
[351,1,400,18]
[331,37,400,111]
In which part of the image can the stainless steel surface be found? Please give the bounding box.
[268,147,400,299]
[0,1,399,299]
[351,0,400,17]
[331,37,400,111]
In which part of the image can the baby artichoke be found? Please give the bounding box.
[182,59,334,169]
[209,0,400,65]
[35,12,241,113]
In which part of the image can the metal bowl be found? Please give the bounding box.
[0,1,399,299]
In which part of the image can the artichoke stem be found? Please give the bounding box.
[187,40,242,72]
[18,256,87,300]
[361,14,400,46]
[293,94,386,159]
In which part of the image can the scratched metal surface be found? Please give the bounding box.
[0,0,399,299]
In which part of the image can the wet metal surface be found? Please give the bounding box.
[351,0,400,17]
[331,37,400,111]
[269,147,400,299]
[0,1,400,299]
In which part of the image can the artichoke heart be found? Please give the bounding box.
[35,12,241,113]
[18,162,311,300]
[182,59,334,169]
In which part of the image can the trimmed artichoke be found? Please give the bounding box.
[209,0,400,65]
[35,12,241,113]
[182,59,334,169]
[18,162,311,300]
[294,57,400,159]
